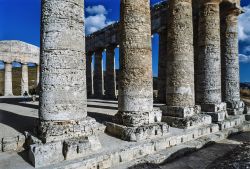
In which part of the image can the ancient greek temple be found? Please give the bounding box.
[0,0,249,168]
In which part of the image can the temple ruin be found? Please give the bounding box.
[0,0,250,168]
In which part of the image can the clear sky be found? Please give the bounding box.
[0,0,249,82]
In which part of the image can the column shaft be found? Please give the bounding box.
[160,0,211,129]
[21,63,29,95]
[221,6,244,114]
[93,50,104,98]
[86,52,93,97]
[166,0,195,107]
[36,65,40,86]
[196,0,222,105]
[39,0,96,141]
[4,62,13,96]
[157,30,167,103]
[105,46,116,99]
[106,0,168,141]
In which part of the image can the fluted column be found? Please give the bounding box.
[4,62,13,96]
[161,0,211,129]
[157,29,167,103]
[36,64,40,86]
[93,49,104,98]
[86,52,94,97]
[21,63,29,95]
[37,0,100,144]
[106,0,168,141]
[221,4,244,115]
[105,46,116,99]
[196,0,227,122]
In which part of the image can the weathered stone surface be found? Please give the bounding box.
[221,4,244,115]
[162,114,212,129]
[93,49,104,98]
[21,63,29,95]
[106,122,169,142]
[105,46,117,99]
[86,52,94,97]
[29,141,64,168]
[2,136,18,152]
[4,62,13,96]
[0,40,39,64]
[218,115,245,130]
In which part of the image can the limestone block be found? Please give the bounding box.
[106,122,169,142]
[162,114,212,129]
[205,111,226,122]
[161,105,201,118]
[29,141,64,168]
[63,135,101,160]
[2,137,18,152]
[200,103,227,113]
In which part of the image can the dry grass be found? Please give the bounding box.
[241,89,250,106]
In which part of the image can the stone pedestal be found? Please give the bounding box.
[105,46,117,100]
[160,0,211,129]
[221,4,244,115]
[157,29,167,103]
[86,52,94,97]
[94,49,104,98]
[28,0,101,167]
[4,62,13,96]
[106,0,169,141]
[196,0,227,122]
[21,63,29,95]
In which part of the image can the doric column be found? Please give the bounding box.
[157,29,167,103]
[196,0,227,122]
[106,0,168,141]
[93,49,104,98]
[29,0,101,167]
[4,62,13,96]
[36,64,40,86]
[105,45,116,99]
[86,52,94,97]
[21,63,29,95]
[161,0,211,129]
[221,4,244,115]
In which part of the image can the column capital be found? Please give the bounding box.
[4,61,12,64]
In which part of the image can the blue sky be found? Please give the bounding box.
[0,0,249,82]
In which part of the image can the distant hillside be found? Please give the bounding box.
[240,82,250,89]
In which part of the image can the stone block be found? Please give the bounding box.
[205,111,226,122]
[29,141,64,168]
[2,136,18,152]
[161,105,201,118]
[162,114,212,129]
[200,102,227,112]
[105,122,169,142]
[218,115,245,130]
[63,135,101,160]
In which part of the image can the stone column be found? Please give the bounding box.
[105,45,116,99]
[86,52,94,97]
[157,29,167,103]
[29,0,101,167]
[36,64,40,86]
[21,63,29,95]
[196,0,227,122]
[161,0,211,129]
[221,4,244,115]
[4,62,13,96]
[106,0,168,141]
[93,49,104,98]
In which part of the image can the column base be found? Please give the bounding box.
[162,114,212,129]
[226,100,245,115]
[28,135,101,168]
[105,122,169,142]
[160,105,211,129]
[106,109,169,141]
[38,117,100,143]
[4,93,14,97]
[217,115,246,130]
[200,103,227,122]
